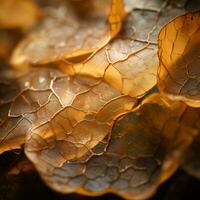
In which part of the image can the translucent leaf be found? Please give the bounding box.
[11,0,125,67]
[60,38,158,98]
[25,93,196,199]
[1,0,200,198]
[157,11,200,107]
[60,0,199,98]
[0,67,136,158]
[0,0,41,30]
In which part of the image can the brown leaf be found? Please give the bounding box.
[25,93,196,199]
[157,11,200,107]
[11,0,124,67]
[1,0,200,198]
[0,67,136,159]
[60,0,199,98]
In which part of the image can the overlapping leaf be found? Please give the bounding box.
[156,4,200,182]
[11,0,124,67]
[157,11,200,107]
[25,93,197,199]
[0,67,136,158]
[60,0,199,98]
[0,0,200,199]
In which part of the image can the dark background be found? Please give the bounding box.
[1,151,200,200]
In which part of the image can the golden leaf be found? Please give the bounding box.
[0,67,136,159]
[60,0,199,98]
[25,93,196,199]
[11,0,125,67]
[157,11,200,107]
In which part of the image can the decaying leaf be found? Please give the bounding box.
[11,0,124,67]
[157,11,200,107]
[0,0,41,30]
[25,93,196,199]
[60,0,199,98]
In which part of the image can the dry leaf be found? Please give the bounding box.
[157,11,200,107]
[11,0,124,67]
[60,0,199,98]
[0,67,136,159]
[1,0,200,198]
[25,93,196,199]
